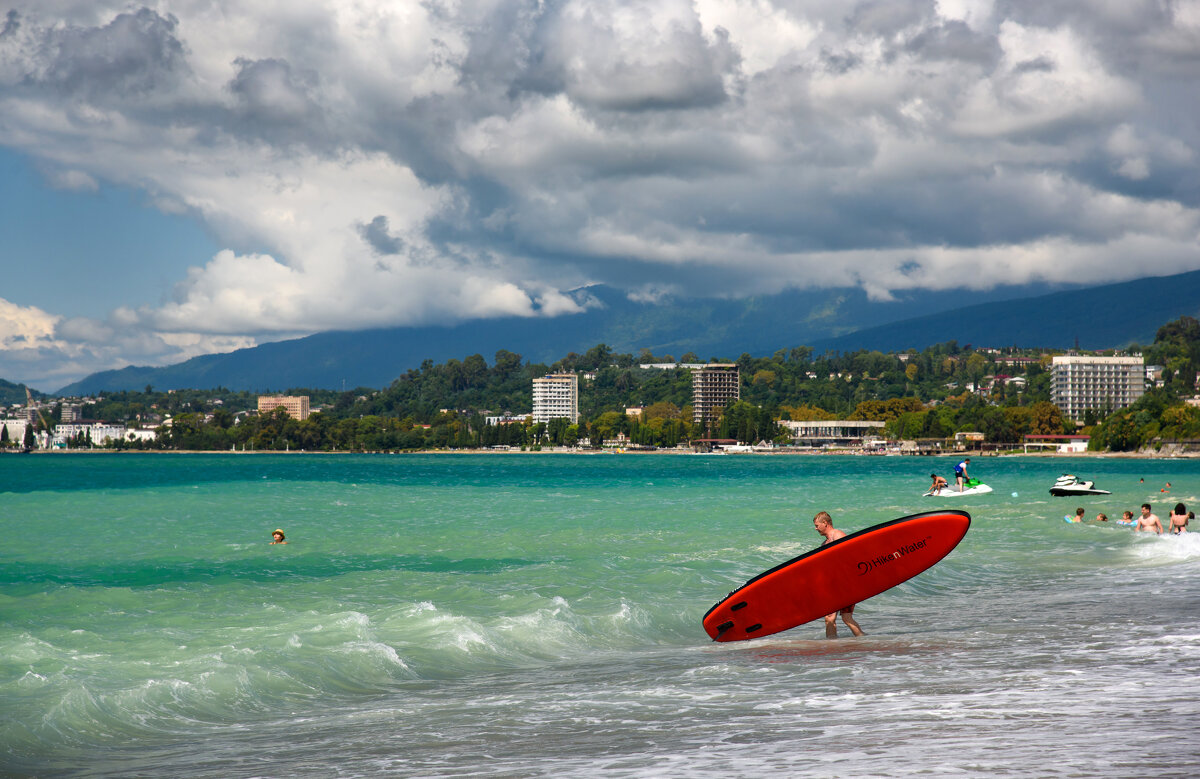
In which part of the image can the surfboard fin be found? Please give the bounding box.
[714,621,734,639]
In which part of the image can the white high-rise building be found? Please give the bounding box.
[532,373,579,424]
[1051,355,1145,421]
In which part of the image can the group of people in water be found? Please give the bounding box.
[1069,502,1190,534]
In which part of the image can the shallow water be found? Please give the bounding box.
[2,453,1198,777]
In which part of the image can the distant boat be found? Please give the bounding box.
[1049,474,1111,496]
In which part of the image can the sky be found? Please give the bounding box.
[1,1,1199,392]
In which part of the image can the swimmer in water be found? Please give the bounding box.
[1167,504,1189,535]
[1136,504,1163,535]
[271,528,287,544]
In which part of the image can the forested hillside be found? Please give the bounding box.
[21,316,1200,453]
[52,270,1200,396]
[42,339,1067,451]
[0,378,39,406]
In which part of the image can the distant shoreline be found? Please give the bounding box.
[12,447,1200,459]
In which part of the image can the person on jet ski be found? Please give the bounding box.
[954,457,971,492]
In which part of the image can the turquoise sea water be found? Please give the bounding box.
[2,452,1198,777]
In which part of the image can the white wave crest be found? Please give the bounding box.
[1129,531,1200,561]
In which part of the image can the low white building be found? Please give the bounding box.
[779,419,886,447]
[486,414,528,426]
[1,418,29,444]
[52,422,128,448]
[124,429,159,444]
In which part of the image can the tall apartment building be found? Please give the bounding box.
[531,373,579,424]
[257,395,311,420]
[1051,355,1144,421]
[692,364,740,429]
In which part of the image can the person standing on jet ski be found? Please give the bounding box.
[954,457,971,492]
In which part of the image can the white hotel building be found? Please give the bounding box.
[1051,355,1145,422]
[52,422,129,447]
[531,373,579,424]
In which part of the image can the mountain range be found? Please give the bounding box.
[52,270,1200,396]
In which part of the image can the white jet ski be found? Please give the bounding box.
[1048,474,1111,496]
[925,479,994,497]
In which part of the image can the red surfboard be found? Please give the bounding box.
[703,510,971,642]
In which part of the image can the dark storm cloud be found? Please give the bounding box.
[359,215,404,255]
[846,0,930,36]
[821,49,862,74]
[229,58,317,117]
[1012,55,1056,74]
[33,8,186,97]
[903,21,1002,66]
[1,9,18,40]
[223,56,329,144]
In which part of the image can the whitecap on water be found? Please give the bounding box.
[1129,532,1200,561]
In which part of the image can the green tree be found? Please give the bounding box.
[1029,401,1067,435]
[1098,412,1141,451]
[921,410,947,438]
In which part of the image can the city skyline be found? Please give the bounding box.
[2,1,1199,390]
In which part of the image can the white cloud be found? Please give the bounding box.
[44,168,98,192]
[695,0,818,77]
[952,22,1142,138]
[0,298,60,350]
[936,0,994,30]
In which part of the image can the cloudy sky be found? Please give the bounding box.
[1,1,1198,390]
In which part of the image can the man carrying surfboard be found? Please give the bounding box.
[954,457,971,492]
[813,511,866,639]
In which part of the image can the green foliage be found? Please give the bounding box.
[15,336,1098,451]
[1089,389,1190,452]
[849,398,926,422]
[0,378,39,406]
[718,400,778,443]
